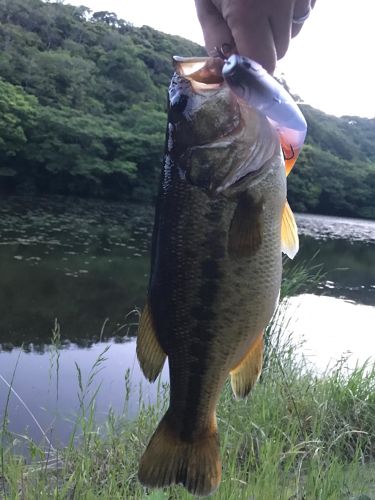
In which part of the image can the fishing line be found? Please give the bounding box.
[0,373,55,452]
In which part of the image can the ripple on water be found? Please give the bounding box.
[296,213,375,243]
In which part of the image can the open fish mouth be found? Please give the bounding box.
[173,56,224,89]
[169,56,242,149]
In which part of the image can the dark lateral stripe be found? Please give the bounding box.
[181,200,226,439]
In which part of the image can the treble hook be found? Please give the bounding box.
[214,43,233,60]
[283,144,295,161]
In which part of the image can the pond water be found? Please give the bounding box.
[0,197,374,448]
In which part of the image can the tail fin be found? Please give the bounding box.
[138,413,221,496]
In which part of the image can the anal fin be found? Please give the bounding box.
[281,200,299,259]
[230,332,264,399]
[136,300,166,382]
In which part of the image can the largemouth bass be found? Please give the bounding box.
[136,56,299,496]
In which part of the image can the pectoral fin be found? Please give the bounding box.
[230,332,264,399]
[281,201,299,259]
[136,300,166,382]
[228,194,263,258]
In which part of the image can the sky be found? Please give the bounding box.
[67,0,375,118]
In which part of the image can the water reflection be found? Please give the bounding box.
[0,196,153,349]
[298,235,375,305]
[285,294,375,373]
[0,340,168,447]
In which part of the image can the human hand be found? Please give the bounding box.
[194,0,316,73]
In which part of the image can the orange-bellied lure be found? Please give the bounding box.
[222,54,307,176]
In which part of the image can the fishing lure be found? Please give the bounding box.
[222,54,307,174]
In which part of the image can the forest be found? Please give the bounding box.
[0,0,374,219]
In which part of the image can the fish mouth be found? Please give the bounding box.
[169,56,241,148]
[173,56,224,88]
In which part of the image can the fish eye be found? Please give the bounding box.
[169,93,188,117]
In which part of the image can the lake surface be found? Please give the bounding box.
[0,196,374,448]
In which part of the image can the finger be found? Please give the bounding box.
[291,22,303,38]
[227,10,277,73]
[291,0,313,37]
[194,0,235,56]
[269,0,295,60]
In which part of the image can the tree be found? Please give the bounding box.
[0,78,38,156]
[0,0,373,217]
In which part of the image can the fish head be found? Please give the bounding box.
[168,56,284,198]
[169,57,240,148]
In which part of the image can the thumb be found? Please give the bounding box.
[195,0,235,56]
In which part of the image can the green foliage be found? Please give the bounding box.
[0,0,202,200]
[0,79,38,157]
[288,106,375,219]
[0,0,373,217]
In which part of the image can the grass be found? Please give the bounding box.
[0,269,374,498]
[1,317,374,499]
